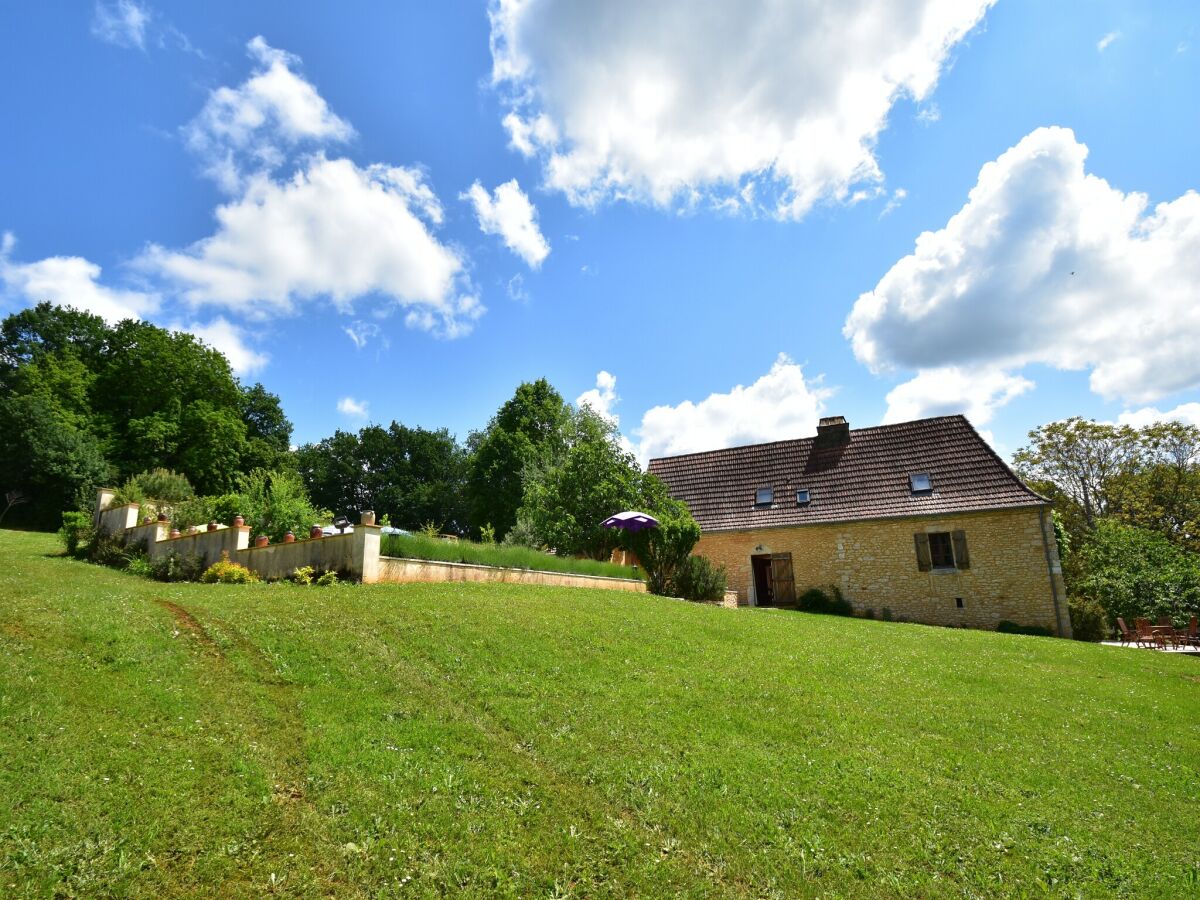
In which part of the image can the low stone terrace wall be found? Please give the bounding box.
[376,555,647,592]
[93,490,378,582]
[90,489,641,592]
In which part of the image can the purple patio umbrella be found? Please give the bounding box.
[600,510,659,532]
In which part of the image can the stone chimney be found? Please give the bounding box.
[815,415,850,448]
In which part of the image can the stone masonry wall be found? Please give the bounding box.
[695,506,1070,636]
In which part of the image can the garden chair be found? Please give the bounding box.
[1135,619,1165,650]
[1156,616,1183,649]
[1116,617,1137,646]
[1185,616,1199,649]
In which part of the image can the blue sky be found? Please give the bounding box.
[2,1,1198,461]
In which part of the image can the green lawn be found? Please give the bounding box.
[1,530,1197,898]
[379,532,641,580]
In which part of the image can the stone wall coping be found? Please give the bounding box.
[104,502,140,511]
[241,533,344,551]
[698,502,1048,534]
[160,525,250,542]
[380,554,644,585]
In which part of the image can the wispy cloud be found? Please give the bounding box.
[1097,30,1121,52]
[343,320,385,350]
[91,0,150,50]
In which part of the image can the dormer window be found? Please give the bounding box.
[795,489,811,506]
[910,473,933,494]
[755,487,774,507]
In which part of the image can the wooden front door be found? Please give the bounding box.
[769,553,796,605]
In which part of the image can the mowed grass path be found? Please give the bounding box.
[1,530,1197,898]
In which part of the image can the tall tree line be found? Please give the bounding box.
[0,303,292,529]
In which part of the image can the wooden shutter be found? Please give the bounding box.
[770,553,796,604]
[914,533,932,571]
[952,530,970,569]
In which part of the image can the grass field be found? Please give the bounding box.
[379,532,641,580]
[1,529,1197,898]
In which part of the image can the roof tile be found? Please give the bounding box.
[647,415,1045,531]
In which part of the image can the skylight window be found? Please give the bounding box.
[910,473,933,494]
[755,487,774,506]
[795,489,811,506]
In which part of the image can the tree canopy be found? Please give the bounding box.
[465,378,570,539]
[297,422,467,533]
[0,303,292,528]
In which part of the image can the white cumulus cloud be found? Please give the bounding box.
[489,0,993,217]
[1,233,158,323]
[174,316,268,376]
[337,396,369,419]
[185,36,354,192]
[91,0,150,49]
[845,126,1200,407]
[1116,403,1200,430]
[463,179,550,268]
[882,366,1033,425]
[635,354,831,462]
[140,156,482,338]
[576,370,619,424]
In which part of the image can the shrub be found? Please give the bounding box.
[675,555,728,602]
[997,620,1054,637]
[200,552,259,584]
[1074,520,1200,627]
[122,469,194,504]
[170,495,219,532]
[1068,596,1110,642]
[126,552,153,579]
[622,502,701,597]
[59,510,94,557]
[419,521,441,539]
[479,522,497,544]
[291,565,315,586]
[797,586,854,617]
[225,469,330,544]
[881,607,894,621]
[87,530,129,568]
[315,571,339,587]
[150,551,206,583]
[501,517,541,549]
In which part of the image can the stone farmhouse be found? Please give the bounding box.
[648,415,1071,636]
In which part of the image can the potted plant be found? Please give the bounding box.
[207,521,219,532]
[255,535,269,548]
[283,530,295,543]
[233,514,245,527]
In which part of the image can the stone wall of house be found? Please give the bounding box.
[695,506,1070,636]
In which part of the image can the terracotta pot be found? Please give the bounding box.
[142,516,153,525]
[360,509,376,526]
[169,528,181,539]
[157,512,169,523]
[233,514,245,527]
[283,531,295,543]
[187,526,198,535]
[207,521,218,532]
[255,535,269,548]
[310,525,323,539]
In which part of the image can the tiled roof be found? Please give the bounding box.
[647,415,1046,532]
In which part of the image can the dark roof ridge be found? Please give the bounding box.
[647,414,972,466]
